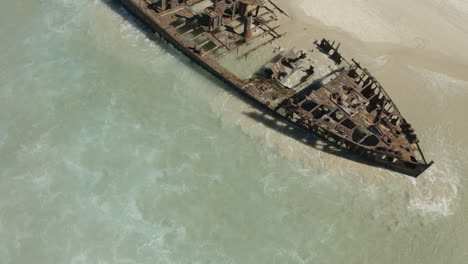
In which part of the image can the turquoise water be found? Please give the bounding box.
[1,1,468,263]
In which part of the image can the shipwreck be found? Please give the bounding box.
[115,0,434,176]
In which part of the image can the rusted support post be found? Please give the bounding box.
[231,1,238,19]
[239,2,248,17]
[243,11,254,42]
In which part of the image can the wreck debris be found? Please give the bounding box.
[116,0,434,176]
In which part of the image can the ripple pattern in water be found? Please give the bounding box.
[1,1,468,263]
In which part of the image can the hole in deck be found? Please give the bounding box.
[176,20,199,34]
[202,41,217,51]
[361,135,380,146]
[331,110,345,122]
[170,18,186,28]
[352,128,367,143]
[312,106,330,119]
[184,28,206,40]
[301,100,318,112]
[193,35,208,45]
[342,118,356,129]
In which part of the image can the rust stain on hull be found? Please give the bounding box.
[115,0,434,177]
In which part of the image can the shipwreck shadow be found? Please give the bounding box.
[243,111,387,171]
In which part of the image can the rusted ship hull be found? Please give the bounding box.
[115,0,433,177]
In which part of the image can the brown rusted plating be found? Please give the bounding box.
[116,0,434,177]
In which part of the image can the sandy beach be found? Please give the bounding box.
[1,0,468,263]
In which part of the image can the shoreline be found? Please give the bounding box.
[276,0,468,80]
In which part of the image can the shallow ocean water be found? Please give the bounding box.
[1,0,468,263]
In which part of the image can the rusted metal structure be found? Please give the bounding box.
[116,0,434,176]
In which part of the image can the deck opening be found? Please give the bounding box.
[331,110,345,122]
[184,27,205,39]
[176,20,199,34]
[362,135,380,146]
[193,35,209,44]
[361,86,376,99]
[170,18,186,28]
[292,93,306,104]
[202,41,217,51]
[352,128,367,143]
[301,100,318,112]
[342,118,356,129]
[312,106,330,119]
